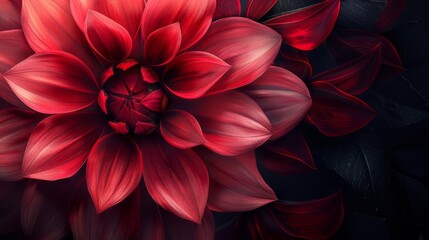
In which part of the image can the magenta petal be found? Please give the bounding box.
[276,45,312,80]
[0,109,41,181]
[246,0,277,21]
[163,51,231,99]
[178,91,272,156]
[84,10,132,63]
[192,17,281,94]
[264,0,340,51]
[0,1,21,30]
[243,66,312,140]
[196,148,277,212]
[141,137,209,223]
[144,23,182,66]
[3,51,98,114]
[161,110,205,149]
[142,0,215,51]
[308,81,376,136]
[312,44,382,95]
[214,0,241,19]
[22,113,104,180]
[87,133,143,213]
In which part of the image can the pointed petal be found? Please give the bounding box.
[0,0,21,30]
[192,17,281,94]
[22,113,104,180]
[243,66,312,140]
[196,148,277,212]
[84,10,132,63]
[214,0,241,19]
[260,130,316,175]
[141,0,215,51]
[246,0,277,21]
[0,109,41,181]
[87,133,143,213]
[70,0,145,38]
[141,137,209,223]
[308,81,376,136]
[3,52,98,114]
[144,23,181,66]
[22,0,98,68]
[163,51,231,99]
[264,0,340,51]
[161,110,205,149]
[177,91,272,156]
[275,45,312,80]
[162,208,214,240]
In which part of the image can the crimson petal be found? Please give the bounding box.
[3,51,98,114]
[264,0,340,51]
[22,113,104,180]
[84,10,132,63]
[144,23,182,66]
[0,0,21,30]
[243,66,312,140]
[141,0,215,51]
[141,137,209,223]
[192,17,281,94]
[196,148,277,212]
[276,45,312,80]
[214,0,241,19]
[246,0,277,21]
[162,208,214,240]
[376,0,405,32]
[308,81,376,136]
[312,44,382,95]
[163,51,231,99]
[87,133,143,213]
[138,184,164,240]
[0,181,25,234]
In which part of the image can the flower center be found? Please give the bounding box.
[98,59,167,135]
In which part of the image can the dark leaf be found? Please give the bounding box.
[263,0,321,20]
[333,212,390,240]
[337,0,386,31]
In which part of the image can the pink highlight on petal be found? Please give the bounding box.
[144,23,182,66]
[0,0,21,30]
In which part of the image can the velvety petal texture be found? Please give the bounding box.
[3,52,98,114]
[192,17,281,94]
[141,137,209,223]
[264,0,340,51]
[162,208,214,240]
[22,113,103,180]
[0,0,21,30]
[87,133,143,213]
[144,23,182,66]
[214,0,241,19]
[246,0,277,21]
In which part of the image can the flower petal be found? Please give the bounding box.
[376,0,405,32]
[141,137,209,223]
[192,17,281,94]
[0,109,41,181]
[196,148,277,212]
[141,0,215,51]
[177,91,272,156]
[144,23,181,66]
[22,113,104,180]
[84,10,132,63]
[312,44,381,95]
[163,51,231,99]
[3,51,98,114]
[161,110,205,149]
[307,81,376,136]
[264,0,340,51]
[243,66,312,140]
[0,0,21,30]
[87,133,143,213]
[138,184,164,240]
[70,0,145,38]
[0,181,25,234]
[275,45,312,80]
[246,0,277,21]
[214,0,241,19]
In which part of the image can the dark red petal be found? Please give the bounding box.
[178,91,272,156]
[87,133,143,213]
[312,44,382,95]
[84,10,132,63]
[192,17,281,94]
[162,208,214,240]
[71,0,145,38]
[243,66,312,140]
[275,44,312,80]
[22,113,103,180]
[308,81,376,136]
[0,181,25,234]
[138,184,164,240]
[0,109,41,181]
[3,52,98,114]
[144,23,181,66]
[141,0,215,51]
[264,0,340,51]
[260,130,316,175]
[196,148,277,212]
[141,137,209,223]
[246,0,277,21]
[376,0,405,32]
[22,0,98,69]
[163,51,231,99]
[160,110,205,149]
[0,1,21,30]
[214,0,241,19]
